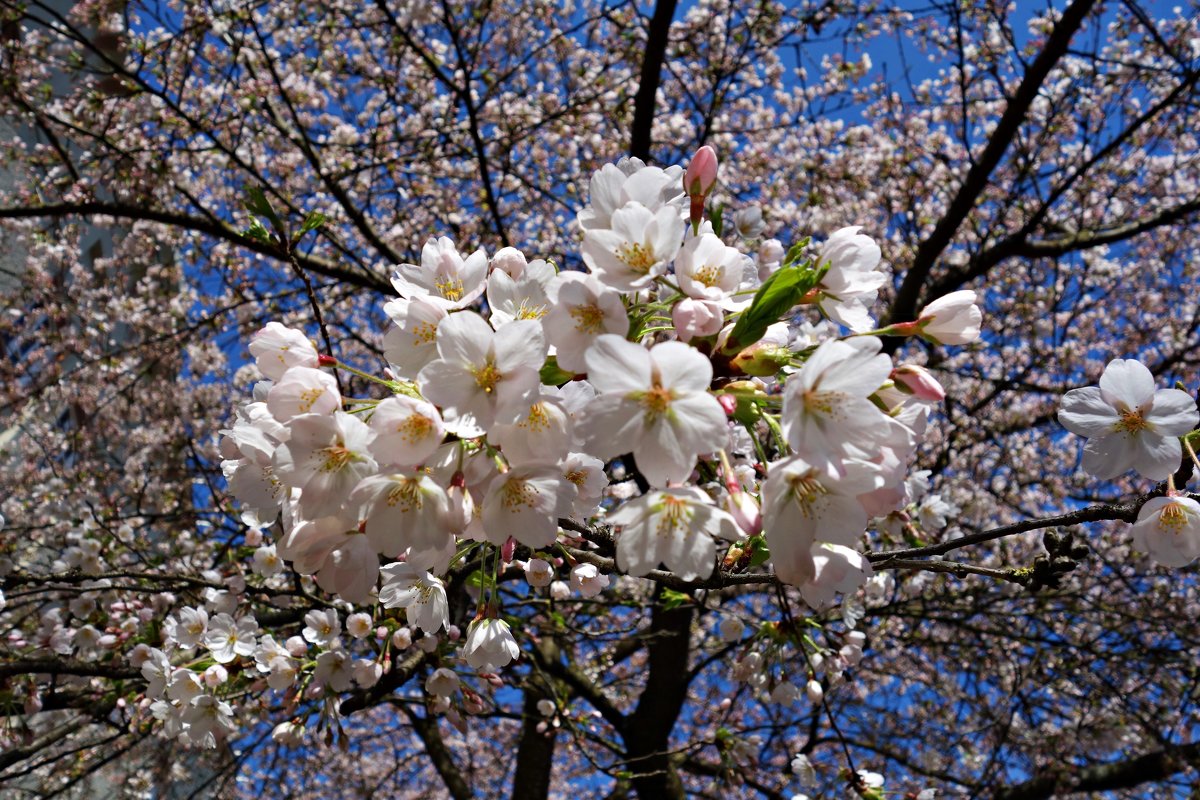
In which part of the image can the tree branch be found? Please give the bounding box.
[629,0,679,160]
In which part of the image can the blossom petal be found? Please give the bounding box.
[1098,359,1154,410]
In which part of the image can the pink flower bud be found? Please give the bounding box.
[726,491,762,536]
[684,145,719,197]
[891,364,945,402]
[501,536,517,564]
[244,528,263,546]
[717,394,738,416]
[672,298,723,342]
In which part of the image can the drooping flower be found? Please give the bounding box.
[379,562,450,633]
[578,336,728,487]
[462,617,520,671]
[606,487,738,580]
[1130,496,1200,567]
[761,456,882,586]
[1058,359,1199,480]
[569,563,610,597]
[417,312,546,438]
[798,544,874,609]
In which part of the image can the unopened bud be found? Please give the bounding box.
[684,145,719,198]
[731,342,791,377]
[318,354,337,367]
[891,365,945,402]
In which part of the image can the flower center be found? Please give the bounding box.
[693,264,722,287]
[412,321,438,345]
[570,302,606,334]
[320,445,357,473]
[1113,408,1150,435]
[1158,501,1189,532]
[520,403,551,433]
[500,478,540,511]
[396,413,433,443]
[639,385,674,423]
[788,474,828,516]
[298,387,325,413]
[616,242,657,274]
[435,274,465,302]
[654,495,693,537]
[385,478,424,511]
[565,469,587,487]
[473,360,503,394]
[516,298,548,320]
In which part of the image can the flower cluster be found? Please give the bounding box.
[210,149,984,747]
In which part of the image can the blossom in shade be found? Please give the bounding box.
[607,487,738,580]
[350,472,451,557]
[578,336,727,487]
[761,456,882,586]
[489,389,573,467]
[1058,359,1199,480]
[798,544,873,609]
[462,618,520,671]
[417,312,545,438]
[569,563,609,597]
[1130,496,1200,567]
[379,562,450,633]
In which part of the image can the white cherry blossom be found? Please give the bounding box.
[1058,359,1199,480]
[368,395,446,468]
[781,336,895,475]
[462,617,520,671]
[249,322,319,381]
[379,562,450,633]
[1130,496,1200,567]
[418,312,545,438]
[607,487,738,580]
[542,272,629,373]
[578,336,727,487]
[392,236,488,310]
[582,202,686,292]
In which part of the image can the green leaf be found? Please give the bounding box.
[660,588,693,610]
[780,236,811,268]
[746,535,771,568]
[464,570,495,592]
[539,356,575,386]
[298,211,326,235]
[243,217,272,244]
[724,260,819,352]
[244,186,283,233]
[710,203,724,238]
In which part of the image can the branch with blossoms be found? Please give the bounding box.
[112,145,1198,791]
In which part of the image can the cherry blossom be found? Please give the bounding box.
[1058,359,1199,480]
